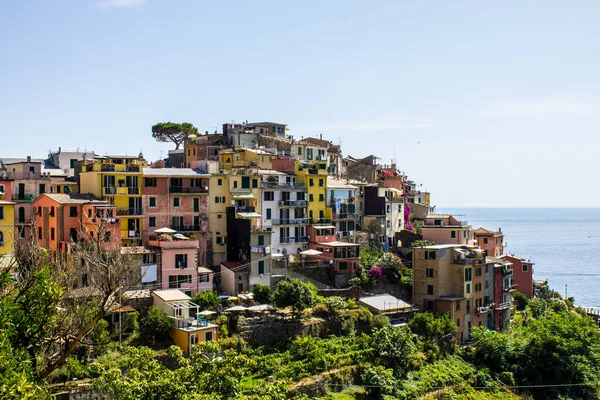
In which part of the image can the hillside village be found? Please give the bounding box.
[0,121,535,338]
[0,121,570,400]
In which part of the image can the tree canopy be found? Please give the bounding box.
[272,278,317,315]
[151,122,198,150]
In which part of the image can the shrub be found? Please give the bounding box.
[252,284,273,304]
[140,306,173,344]
[193,290,221,311]
[371,315,390,330]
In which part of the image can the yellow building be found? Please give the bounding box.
[219,147,277,171]
[50,180,79,195]
[0,200,15,255]
[295,161,331,224]
[208,173,231,267]
[78,155,146,246]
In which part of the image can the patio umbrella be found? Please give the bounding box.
[199,310,216,316]
[299,249,323,256]
[225,306,247,312]
[154,227,176,234]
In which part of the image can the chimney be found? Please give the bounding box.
[499,227,502,233]
[27,156,31,163]
[320,134,322,140]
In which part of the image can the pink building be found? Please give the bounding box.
[499,254,534,299]
[306,225,360,274]
[142,168,210,268]
[421,214,474,246]
[474,227,505,257]
[148,236,213,297]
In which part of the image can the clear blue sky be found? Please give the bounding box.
[2,1,599,207]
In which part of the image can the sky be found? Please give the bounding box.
[2,1,600,207]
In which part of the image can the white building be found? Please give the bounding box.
[260,171,308,256]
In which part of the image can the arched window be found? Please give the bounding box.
[190,334,198,346]
[18,207,25,223]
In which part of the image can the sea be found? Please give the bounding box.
[438,207,600,308]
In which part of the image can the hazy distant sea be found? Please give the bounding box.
[439,207,600,307]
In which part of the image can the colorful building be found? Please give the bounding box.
[32,193,121,253]
[500,254,534,299]
[327,177,358,242]
[412,245,491,341]
[420,214,474,246]
[487,256,514,330]
[78,155,147,247]
[474,227,505,257]
[306,225,360,274]
[0,200,15,255]
[151,289,218,354]
[296,161,331,224]
[208,173,231,267]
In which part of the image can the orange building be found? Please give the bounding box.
[474,227,505,257]
[32,193,121,253]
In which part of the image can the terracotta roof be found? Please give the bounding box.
[474,227,502,236]
[40,193,109,205]
[221,261,243,270]
[299,137,329,147]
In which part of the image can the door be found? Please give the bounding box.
[238,283,244,293]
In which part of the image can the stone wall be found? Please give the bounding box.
[236,314,328,346]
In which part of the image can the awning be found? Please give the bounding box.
[232,191,255,200]
[197,267,213,274]
[236,212,262,219]
[313,225,335,229]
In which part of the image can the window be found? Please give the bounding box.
[241,176,250,189]
[149,197,156,207]
[199,274,209,282]
[70,206,77,217]
[466,300,471,314]
[194,198,199,212]
[426,268,434,278]
[29,166,34,174]
[252,179,258,188]
[0,231,3,245]
[427,285,434,295]
[233,180,238,189]
[216,236,226,245]
[173,198,180,207]
[522,264,529,272]
[205,331,213,341]
[0,206,3,220]
[50,228,55,240]
[309,194,314,202]
[476,267,482,277]
[319,194,324,202]
[69,159,76,168]
[103,231,110,242]
[485,280,489,289]
[466,283,471,294]
[475,283,481,292]
[456,301,461,311]
[144,178,157,187]
[149,217,156,227]
[319,179,324,187]
[297,147,302,155]
[465,267,472,281]
[485,265,489,273]
[264,192,274,201]
[425,251,436,260]
[483,238,488,244]
[257,235,264,245]
[190,334,198,346]
[50,207,55,217]
[38,227,42,239]
[169,275,192,288]
[258,260,265,275]
[427,301,434,311]
[218,178,222,186]
[39,184,46,194]
[266,208,271,220]
[339,262,348,271]
[451,230,456,238]
[175,254,188,268]
[309,178,314,186]
[457,318,460,327]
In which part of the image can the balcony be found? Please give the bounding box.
[170,224,202,232]
[495,302,512,310]
[235,205,256,213]
[332,213,356,220]
[504,284,517,292]
[4,172,50,180]
[502,266,513,276]
[271,218,309,226]
[116,208,143,216]
[89,217,120,225]
[310,218,332,225]
[121,230,141,239]
[96,163,142,173]
[280,236,309,244]
[453,257,484,265]
[169,186,208,194]
[148,239,199,249]
[279,200,308,207]
[103,186,140,196]
[262,182,305,190]
[251,245,271,254]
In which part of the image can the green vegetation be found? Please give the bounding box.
[140,306,173,345]
[252,284,273,304]
[193,290,222,311]
[151,121,198,149]
[273,278,317,316]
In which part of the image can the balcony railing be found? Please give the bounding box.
[122,230,141,239]
[103,186,140,196]
[170,224,202,232]
[3,172,50,180]
[169,186,208,194]
[271,218,309,225]
[236,206,256,213]
[332,213,356,220]
[453,257,483,265]
[279,200,308,207]
[502,266,513,276]
[262,182,305,190]
[310,218,332,225]
[116,208,143,216]
[280,236,309,244]
[90,217,120,225]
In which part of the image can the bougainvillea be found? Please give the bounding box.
[368,267,383,278]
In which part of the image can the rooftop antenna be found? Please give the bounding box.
[159,150,164,160]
